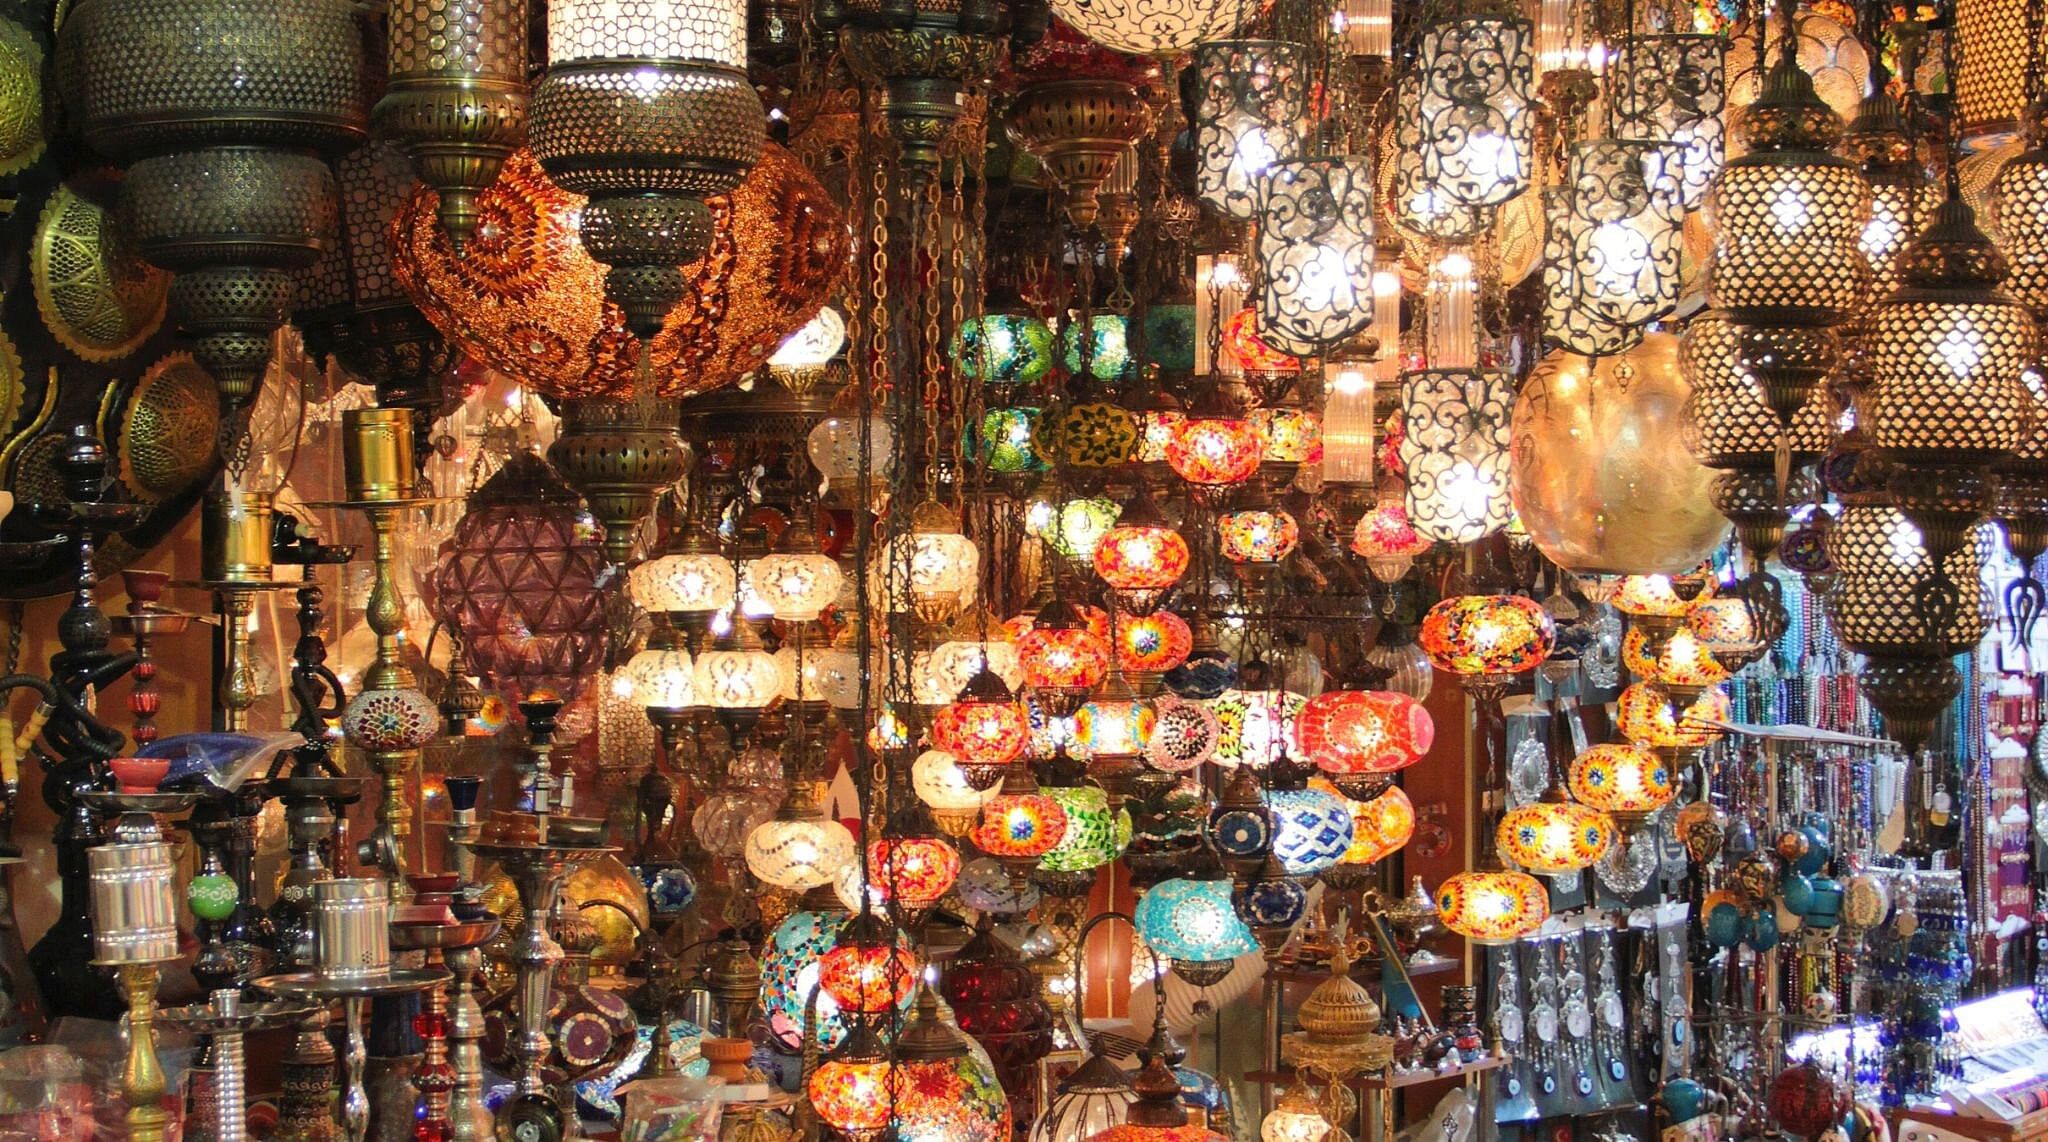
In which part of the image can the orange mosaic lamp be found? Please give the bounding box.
[1419,593,1556,699]
[1567,742,1676,831]
[1435,869,1551,945]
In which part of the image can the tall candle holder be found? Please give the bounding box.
[254,879,447,1142]
[198,487,279,731]
[462,835,616,1141]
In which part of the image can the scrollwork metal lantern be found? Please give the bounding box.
[1561,139,1684,329]
[1193,40,1308,221]
[1542,187,1641,357]
[1255,157,1375,356]
[1399,369,1515,544]
[1414,16,1537,209]
[1612,34,1727,210]
[1384,75,1488,243]
[530,0,766,341]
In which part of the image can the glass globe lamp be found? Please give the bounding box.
[629,544,737,617]
[1020,601,1113,716]
[1419,594,1556,697]
[817,912,920,1015]
[1261,1082,1333,1142]
[1265,786,1355,876]
[914,639,1025,708]
[1496,797,1617,875]
[1145,698,1221,773]
[768,306,847,391]
[808,413,898,503]
[934,670,1035,781]
[1616,682,1729,749]
[1166,402,1264,493]
[912,749,1003,835]
[891,985,1014,1142]
[1208,688,1306,769]
[1038,783,1132,874]
[959,311,1056,390]
[1688,593,1769,668]
[776,642,862,709]
[980,406,1048,475]
[749,520,842,622]
[1250,408,1325,467]
[1295,689,1434,777]
[808,1051,895,1141]
[1037,496,1123,563]
[1117,611,1194,681]
[1075,692,1155,762]
[694,636,788,711]
[620,646,696,711]
[759,908,849,1050]
[1567,743,1675,829]
[972,766,1071,865]
[865,834,963,919]
[1320,780,1414,865]
[1062,314,1133,382]
[744,787,858,891]
[1134,877,1259,984]
[1434,870,1550,944]
[879,500,982,624]
[1217,507,1300,565]
[1350,501,1432,582]
[1366,629,1435,701]
[1655,627,1732,697]
[1093,490,1190,612]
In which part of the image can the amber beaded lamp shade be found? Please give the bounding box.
[1992,143,2048,324]
[1952,0,2030,147]
[431,450,608,705]
[391,144,848,399]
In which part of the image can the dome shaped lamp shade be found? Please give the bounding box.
[745,789,858,890]
[1167,410,1264,491]
[1134,877,1259,982]
[1255,158,1375,355]
[866,835,964,919]
[750,548,842,623]
[1193,41,1309,221]
[1265,786,1355,876]
[1435,870,1550,944]
[933,672,1035,781]
[1420,594,1557,697]
[973,770,1072,865]
[1400,369,1515,543]
[1047,0,1243,57]
[530,0,764,340]
[1350,502,1433,582]
[1415,17,1537,207]
[621,646,697,711]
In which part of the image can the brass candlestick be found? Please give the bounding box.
[120,963,171,1142]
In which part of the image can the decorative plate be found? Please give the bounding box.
[98,353,219,503]
[32,182,170,363]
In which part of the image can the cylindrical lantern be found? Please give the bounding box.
[1400,369,1515,543]
[1414,16,1537,207]
[1192,41,1308,221]
[1613,35,1728,210]
[375,0,529,247]
[531,0,764,339]
[1255,157,1375,354]
[1560,140,1685,328]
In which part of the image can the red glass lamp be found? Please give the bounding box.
[1420,593,1556,699]
[972,764,1072,871]
[1093,485,1190,613]
[817,910,921,1016]
[1166,388,1264,498]
[1295,689,1434,788]
[808,1041,896,1141]
[866,833,963,921]
[1019,598,1113,717]
[932,669,1034,785]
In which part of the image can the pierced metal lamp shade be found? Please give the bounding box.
[1383,75,1488,243]
[1992,130,2048,325]
[1414,16,1536,208]
[1542,187,1640,357]
[1193,40,1308,221]
[375,0,530,248]
[1006,78,1153,231]
[1254,157,1375,355]
[1843,89,1937,305]
[1399,369,1514,544]
[57,0,368,404]
[1953,0,2030,148]
[1047,0,1243,57]
[531,0,765,340]
[1559,139,1684,329]
[1612,34,1727,210]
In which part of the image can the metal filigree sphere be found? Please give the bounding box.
[1254,157,1375,355]
[531,0,765,340]
[1048,0,1244,57]
[1193,41,1307,222]
[1415,17,1536,208]
[1400,369,1514,544]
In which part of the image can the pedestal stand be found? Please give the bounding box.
[160,990,317,1142]
[253,970,449,1142]
[391,918,502,1142]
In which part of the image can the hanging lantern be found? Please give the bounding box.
[620,645,697,712]
[1134,877,1258,983]
[1419,594,1555,697]
[914,749,1004,834]
[892,984,1014,1142]
[1030,1050,1136,1142]
[1843,88,1936,305]
[1254,157,1375,354]
[972,766,1072,865]
[432,452,608,706]
[1324,780,1415,866]
[1542,186,1643,358]
[1296,689,1434,778]
[1059,317,1137,386]
[1048,0,1243,56]
[817,913,921,1015]
[1007,78,1153,231]
[1434,870,1550,944]
[1192,41,1308,221]
[376,0,528,248]
[1116,611,1195,681]
[1613,34,1727,210]
[1616,682,1729,750]
[694,627,789,712]
[1321,347,1379,488]
[1367,628,1436,702]
[878,500,982,624]
[1414,16,1537,207]
[750,515,843,622]
[1350,501,1432,582]
[1725,9,1868,140]
[914,636,1025,709]
[1953,0,2030,148]
[1567,743,1675,828]
[768,306,848,393]
[1217,505,1300,565]
[979,406,1049,476]
[1496,798,1616,876]
[744,784,858,891]
[1020,600,1114,716]
[530,0,764,340]
[1038,784,1133,874]
[1385,75,1488,243]
[58,0,367,404]
[1032,496,1124,564]
[1265,786,1355,876]
[866,834,964,922]
[934,672,1035,783]
[809,412,900,503]
[1992,114,2048,325]
[960,311,1058,391]
[1400,369,1514,543]
[1510,333,1729,576]
[631,535,738,618]
[548,398,692,566]
[1166,392,1265,492]
[1208,688,1307,769]
[1145,697,1221,773]
[1707,21,1870,428]
[808,1050,896,1141]
[1074,694,1157,764]
[779,641,864,709]
[1094,491,1190,613]
[1558,140,1685,329]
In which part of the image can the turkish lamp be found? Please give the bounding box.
[1085,1049,1228,1142]
[913,628,1024,709]
[1019,597,1113,717]
[1261,1082,1333,1142]
[1496,787,1617,876]
[931,668,1034,785]
[1166,387,1264,503]
[1559,139,1685,328]
[807,412,898,508]
[1254,156,1376,355]
[1364,625,1435,701]
[376,0,529,248]
[1351,499,1432,582]
[531,0,765,340]
[1419,593,1557,701]
[879,500,980,625]
[1092,484,1188,616]
[1567,743,1675,834]
[750,513,842,622]
[744,779,857,891]
[1399,367,1515,544]
[1133,877,1258,989]
[816,909,919,1016]
[1029,1047,1136,1142]
[1434,869,1551,944]
[863,820,963,926]
[806,1025,895,1142]
[912,748,1002,837]
[1415,15,1537,207]
[1612,33,1728,210]
[1612,573,1689,662]
[971,763,1071,878]
[1654,626,1732,707]
[693,620,788,744]
[1191,40,1309,221]
[1687,592,1771,673]
[631,525,738,649]
[767,306,847,394]
[1074,672,1153,795]
[1321,338,1378,489]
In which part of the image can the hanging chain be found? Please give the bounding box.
[920,174,945,502]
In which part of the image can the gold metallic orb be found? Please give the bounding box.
[97,353,220,504]
[0,16,44,179]
[33,182,171,364]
